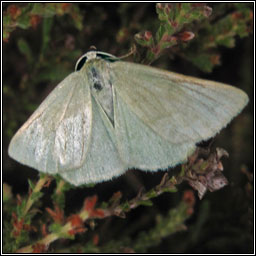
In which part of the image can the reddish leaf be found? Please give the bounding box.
[93,234,99,245]
[61,3,71,11]
[46,205,64,224]
[30,15,41,29]
[90,208,105,218]
[16,194,22,205]
[83,195,98,212]
[41,224,48,237]
[43,178,52,188]
[183,190,195,207]
[68,214,83,228]
[12,212,24,237]
[32,243,47,253]
[144,31,153,41]
[8,5,21,20]
[23,223,37,232]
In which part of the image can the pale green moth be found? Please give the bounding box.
[8,51,249,186]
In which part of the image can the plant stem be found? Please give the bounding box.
[23,175,51,216]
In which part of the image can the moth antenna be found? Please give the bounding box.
[117,44,136,60]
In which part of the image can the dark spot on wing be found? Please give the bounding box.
[91,67,98,78]
[93,81,103,91]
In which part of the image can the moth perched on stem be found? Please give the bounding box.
[8,51,248,186]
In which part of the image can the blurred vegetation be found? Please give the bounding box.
[3,3,253,253]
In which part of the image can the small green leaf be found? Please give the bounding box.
[41,17,53,54]
[16,199,27,218]
[162,187,178,193]
[28,179,35,190]
[17,38,33,64]
[48,222,62,233]
[138,200,153,207]
[156,25,166,42]
[3,183,13,202]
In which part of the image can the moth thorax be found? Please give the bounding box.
[88,65,114,125]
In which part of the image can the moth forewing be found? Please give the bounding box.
[111,61,249,145]
[8,72,93,175]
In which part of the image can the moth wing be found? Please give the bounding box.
[8,72,92,174]
[60,96,127,186]
[114,89,196,170]
[111,61,249,144]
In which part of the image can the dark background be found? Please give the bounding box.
[3,3,254,253]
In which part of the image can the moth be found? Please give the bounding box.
[8,51,249,186]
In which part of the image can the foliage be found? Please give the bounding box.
[3,3,253,253]
[134,3,252,70]
[3,3,83,42]
[3,170,195,253]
